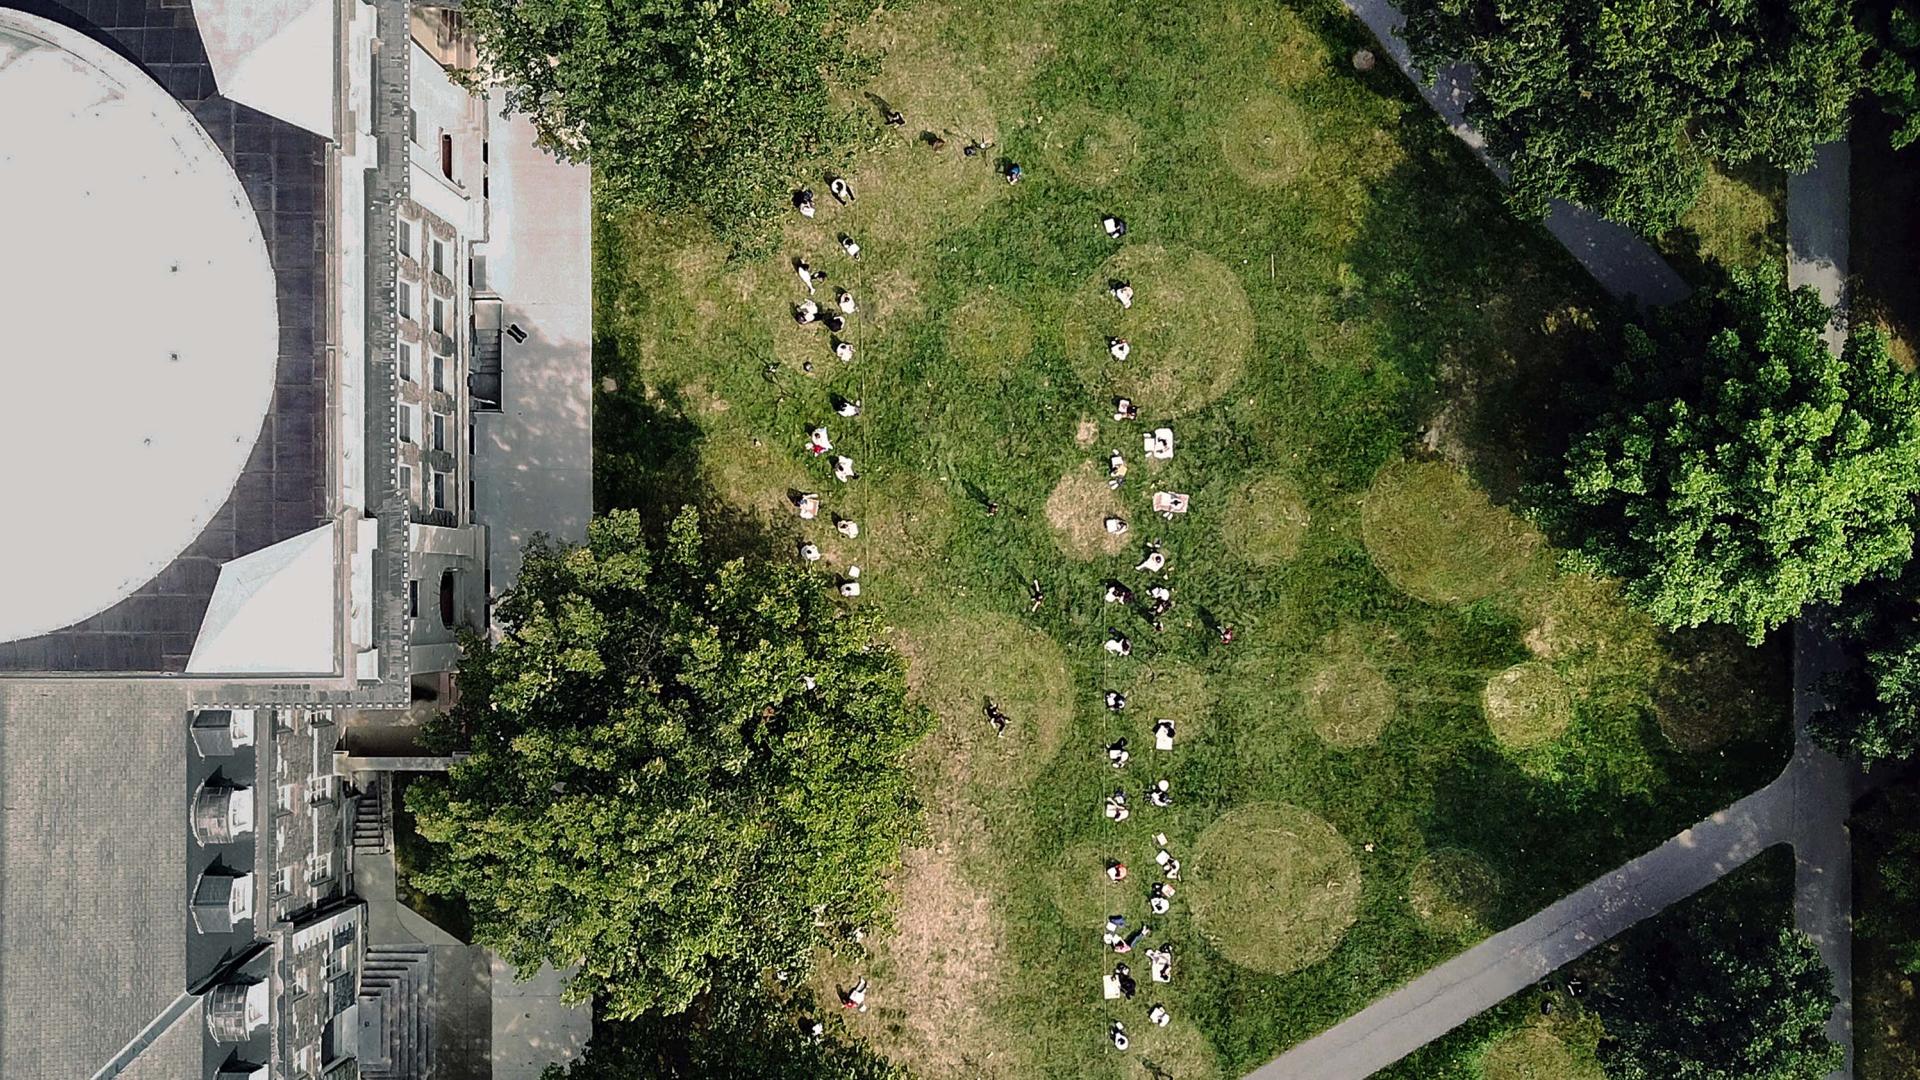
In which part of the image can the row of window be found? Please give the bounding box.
[396,343,453,392]
[396,403,455,453]
[396,282,452,336]
[398,465,452,513]
[396,218,450,274]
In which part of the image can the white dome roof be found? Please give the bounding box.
[0,12,279,643]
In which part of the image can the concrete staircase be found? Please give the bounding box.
[352,774,392,854]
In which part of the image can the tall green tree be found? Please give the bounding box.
[459,0,882,242]
[409,508,928,1018]
[1812,562,1920,762]
[1546,270,1920,642]
[1595,911,1841,1080]
[1867,1,1920,148]
[542,988,908,1080]
[1400,0,1867,233]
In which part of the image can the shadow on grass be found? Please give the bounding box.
[593,333,791,563]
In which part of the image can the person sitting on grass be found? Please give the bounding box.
[795,258,817,295]
[1105,790,1130,821]
[1111,1021,1130,1051]
[825,314,846,334]
[1109,336,1131,361]
[1147,779,1171,807]
[1114,396,1139,421]
[807,426,832,455]
[1107,739,1131,769]
[1105,631,1133,657]
[1145,946,1172,983]
[1136,545,1166,573]
[829,176,855,204]
[794,189,816,218]
[799,542,822,562]
[1148,585,1172,612]
[842,977,870,1011]
[1111,281,1134,308]
[840,234,861,259]
[1105,690,1127,712]
[1152,718,1176,751]
[1114,963,1137,999]
[1149,881,1174,914]
[1148,1003,1170,1027]
[794,299,820,324]
[1104,581,1135,605]
[1105,516,1129,535]
[837,289,857,314]
[1103,928,1131,953]
[984,698,1010,736]
[1108,450,1128,489]
[835,517,860,538]
[840,580,861,598]
[1155,849,1180,879]
[834,339,855,362]
[1030,578,1045,613]
[1103,214,1129,239]
[794,492,821,520]
[1106,859,1129,882]
[832,455,858,482]
[833,395,861,417]
[1004,161,1024,184]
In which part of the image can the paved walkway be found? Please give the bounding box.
[1789,139,1858,1080]
[1343,0,1691,307]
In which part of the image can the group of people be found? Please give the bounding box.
[788,174,874,597]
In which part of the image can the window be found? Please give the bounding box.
[440,132,454,179]
[432,412,446,452]
[397,219,412,258]
[408,579,419,618]
[306,852,332,884]
[397,281,412,321]
[398,342,414,383]
[408,108,419,143]
[274,865,294,898]
[432,471,448,511]
[398,403,416,444]
[309,775,336,804]
[431,354,445,393]
[431,239,445,276]
[399,464,412,498]
[275,783,296,814]
[431,297,446,335]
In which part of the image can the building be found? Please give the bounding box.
[0,0,593,1075]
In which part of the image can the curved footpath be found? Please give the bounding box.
[1242,5,1860,1077]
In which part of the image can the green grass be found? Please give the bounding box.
[1853,783,1920,1080]
[1657,162,1788,283]
[592,0,1791,1073]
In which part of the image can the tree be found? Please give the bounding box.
[542,987,908,1080]
[458,0,882,242]
[1546,270,1920,642]
[1595,911,1842,1080]
[1400,0,1867,233]
[1867,2,1920,148]
[1811,561,1920,762]
[408,508,928,1019]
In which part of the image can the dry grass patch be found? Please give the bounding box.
[1222,474,1311,566]
[899,611,1074,788]
[1189,803,1360,974]
[1484,661,1575,750]
[1046,461,1130,558]
[1062,245,1255,415]
[1221,94,1314,188]
[1302,636,1395,749]
[1408,848,1501,937]
[1360,459,1546,605]
[1481,1026,1603,1080]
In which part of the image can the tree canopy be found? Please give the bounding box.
[542,988,908,1080]
[459,0,882,242]
[1811,563,1920,762]
[1400,0,1867,233]
[1546,271,1920,642]
[1868,1,1920,149]
[1595,910,1841,1080]
[408,508,928,1019]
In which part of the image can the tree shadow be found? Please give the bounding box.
[594,335,786,563]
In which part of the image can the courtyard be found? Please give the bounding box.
[592,0,1791,1074]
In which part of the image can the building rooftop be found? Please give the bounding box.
[0,11,279,644]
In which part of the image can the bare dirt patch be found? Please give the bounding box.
[898,611,1074,788]
[1045,461,1130,558]
[1303,652,1394,748]
[1223,474,1312,566]
[1360,459,1547,605]
[1074,417,1100,446]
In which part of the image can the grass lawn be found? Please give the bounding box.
[1656,162,1787,283]
[593,0,1791,1074]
